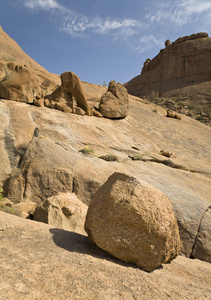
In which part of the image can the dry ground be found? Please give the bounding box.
[0,211,210,300]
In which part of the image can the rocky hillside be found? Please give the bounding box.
[125,33,211,125]
[0,27,211,297]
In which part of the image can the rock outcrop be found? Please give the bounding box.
[1,98,211,263]
[99,80,129,118]
[33,193,87,234]
[0,27,211,265]
[46,71,92,115]
[125,33,211,102]
[85,172,181,272]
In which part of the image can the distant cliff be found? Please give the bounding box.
[125,33,211,100]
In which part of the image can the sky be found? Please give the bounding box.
[0,0,211,85]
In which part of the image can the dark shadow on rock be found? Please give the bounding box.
[49,228,163,272]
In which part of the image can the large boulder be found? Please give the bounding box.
[99,80,129,119]
[60,71,91,115]
[33,193,88,234]
[85,172,181,272]
[0,63,41,103]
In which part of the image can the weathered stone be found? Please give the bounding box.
[33,193,87,234]
[85,172,181,272]
[125,33,211,103]
[192,206,211,263]
[0,64,41,103]
[7,171,25,204]
[13,201,37,218]
[61,71,91,115]
[34,98,44,107]
[99,80,129,119]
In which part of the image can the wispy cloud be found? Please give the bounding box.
[23,0,145,39]
[145,0,211,26]
[24,0,62,10]
[134,35,164,54]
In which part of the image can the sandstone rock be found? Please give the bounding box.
[165,39,171,47]
[13,201,37,218]
[7,170,25,204]
[85,172,181,272]
[74,107,85,116]
[33,193,87,234]
[159,150,173,158]
[0,64,41,103]
[166,110,181,120]
[91,107,103,117]
[61,72,91,115]
[125,33,211,103]
[99,80,129,119]
[34,98,44,107]
[192,206,211,263]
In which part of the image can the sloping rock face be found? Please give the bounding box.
[1,211,211,299]
[0,28,211,264]
[1,98,210,263]
[99,80,129,118]
[34,193,87,234]
[85,172,181,272]
[125,33,211,101]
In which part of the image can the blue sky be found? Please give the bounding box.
[1,0,211,85]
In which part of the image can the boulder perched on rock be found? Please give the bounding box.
[99,80,129,119]
[60,71,91,115]
[85,172,181,272]
[33,193,88,234]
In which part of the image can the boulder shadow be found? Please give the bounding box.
[49,228,146,270]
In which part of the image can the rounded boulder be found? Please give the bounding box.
[85,172,181,272]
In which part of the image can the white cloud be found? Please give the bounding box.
[60,13,145,38]
[23,0,146,38]
[24,0,62,10]
[145,0,211,26]
[134,35,164,54]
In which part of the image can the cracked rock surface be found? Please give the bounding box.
[0,95,210,262]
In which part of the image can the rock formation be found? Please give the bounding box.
[0,27,211,265]
[125,33,211,102]
[99,80,129,118]
[33,193,87,234]
[85,172,181,272]
[46,71,92,115]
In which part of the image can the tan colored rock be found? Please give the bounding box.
[13,201,37,218]
[0,64,41,103]
[0,211,211,300]
[61,71,91,115]
[85,172,181,272]
[192,206,211,263]
[7,171,25,204]
[91,107,103,117]
[165,39,171,47]
[159,150,173,158]
[34,98,44,107]
[125,33,211,105]
[33,193,87,234]
[99,80,129,119]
